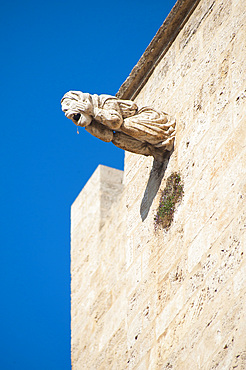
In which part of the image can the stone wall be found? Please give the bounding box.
[71,0,246,368]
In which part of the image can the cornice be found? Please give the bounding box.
[116,0,201,100]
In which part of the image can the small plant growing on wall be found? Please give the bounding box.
[154,172,184,231]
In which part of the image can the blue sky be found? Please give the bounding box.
[0,1,175,368]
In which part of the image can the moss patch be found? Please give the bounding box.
[154,172,184,231]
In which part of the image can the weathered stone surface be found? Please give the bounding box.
[71,0,246,368]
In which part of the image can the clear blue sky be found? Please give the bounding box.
[0,1,175,369]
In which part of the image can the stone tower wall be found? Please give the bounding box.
[71,0,246,368]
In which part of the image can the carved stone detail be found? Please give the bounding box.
[61,91,175,161]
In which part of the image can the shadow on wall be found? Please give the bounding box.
[140,151,172,221]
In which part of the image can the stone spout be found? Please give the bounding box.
[61,90,176,161]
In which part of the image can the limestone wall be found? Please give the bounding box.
[71,0,246,368]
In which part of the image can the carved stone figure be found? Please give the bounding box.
[61,91,175,161]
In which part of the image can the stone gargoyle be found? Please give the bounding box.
[61,91,175,161]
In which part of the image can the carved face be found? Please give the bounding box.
[61,91,92,127]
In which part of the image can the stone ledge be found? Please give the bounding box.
[116,0,201,100]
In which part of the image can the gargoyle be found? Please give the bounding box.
[61,91,175,161]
